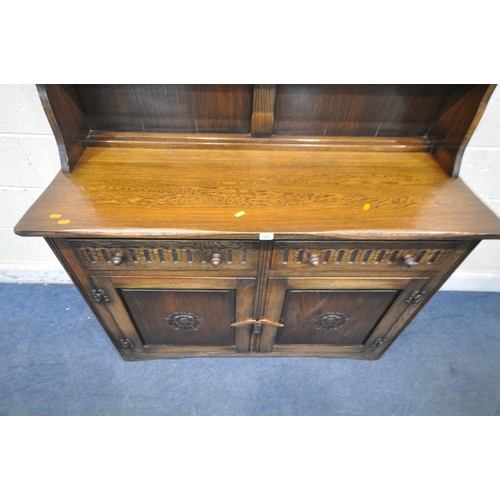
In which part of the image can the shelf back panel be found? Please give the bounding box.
[273,84,486,137]
[75,84,254,134]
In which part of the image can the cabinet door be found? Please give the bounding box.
[259,277,428,357]
[90,276,255,358]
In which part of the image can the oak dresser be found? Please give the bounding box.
[15,84,500,360]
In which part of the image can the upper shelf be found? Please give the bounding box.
[14,146,500,240]
[38,84,496,178]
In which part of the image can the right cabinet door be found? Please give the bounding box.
[259,277,429,358]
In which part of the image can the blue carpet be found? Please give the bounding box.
[0,284,499,415]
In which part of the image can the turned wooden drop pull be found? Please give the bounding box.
[211,253,222,267]
[308,253,320,267]
[403,254,417,267]
[111,251,125,266]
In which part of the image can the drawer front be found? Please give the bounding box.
[271,241,461,274]
[70,239,259,272]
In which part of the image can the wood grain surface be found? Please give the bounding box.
[251,84,276,137]
[121,289,236,346]
[15,147,500,240]
[273,84,485,137]
[36,84,494,178]
[38,85,90,172]
[275,289,400,346]
[429,84,495,177]
[85,132,431,152]
[26,84,499,362]
[76,84,253,134]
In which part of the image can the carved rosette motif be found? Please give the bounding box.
[313,312,348,330]
[166,312,203,331]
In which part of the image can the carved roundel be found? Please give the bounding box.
[313,312,348,330]
[166,312,203,331]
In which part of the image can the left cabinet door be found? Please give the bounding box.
[90,276,256,359]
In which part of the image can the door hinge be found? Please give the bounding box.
[405,290,426,305]
[371,338,387,349]
[120,338,135,349]
[91,288,110,303]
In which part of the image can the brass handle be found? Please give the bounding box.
[211,253,222,267]
[309,253,320,267]
[111,251,125,266]
[403,254,417,268]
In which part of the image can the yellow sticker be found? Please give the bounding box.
[50,214,62,219]
[363,204,371,211]
[57,220,71,225]
[235,211,246,218]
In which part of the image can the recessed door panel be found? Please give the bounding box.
[276,289,400,346]
[260,277,428,355]
[122,289,235,346]
[89,276,255,356]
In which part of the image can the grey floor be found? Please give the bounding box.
[1,284,499,415]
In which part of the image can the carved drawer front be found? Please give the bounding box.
[271,241,460,274]
[70,239,259,272]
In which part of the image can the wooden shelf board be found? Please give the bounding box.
[15,146,500,240]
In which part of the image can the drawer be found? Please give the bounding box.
[271,241,461,274]
[70,239,259,272]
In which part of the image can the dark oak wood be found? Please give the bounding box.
[260,277,427,354]
[45,238,136,359]
[429,84,495,177]
[189,85,252,134]
[326,85,471,137]
[91,275,256,355]
[276,289,400,346]
[270,240,462,275]
[122,289,235,346]
[13,84,500,361]
[274,85,335,135]
[46,239,477,361]
[364,239,478,359]
[251,84,276,137]
[273,84,488,139]
[85,132,431,151]
[134,85,198,132]
[77,84,143,132]
[76,84,253,134]
[36,84,494,178]
[69,239,260,272]
[38,85,89,173]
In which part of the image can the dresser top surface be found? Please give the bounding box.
[15,146,500,240]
